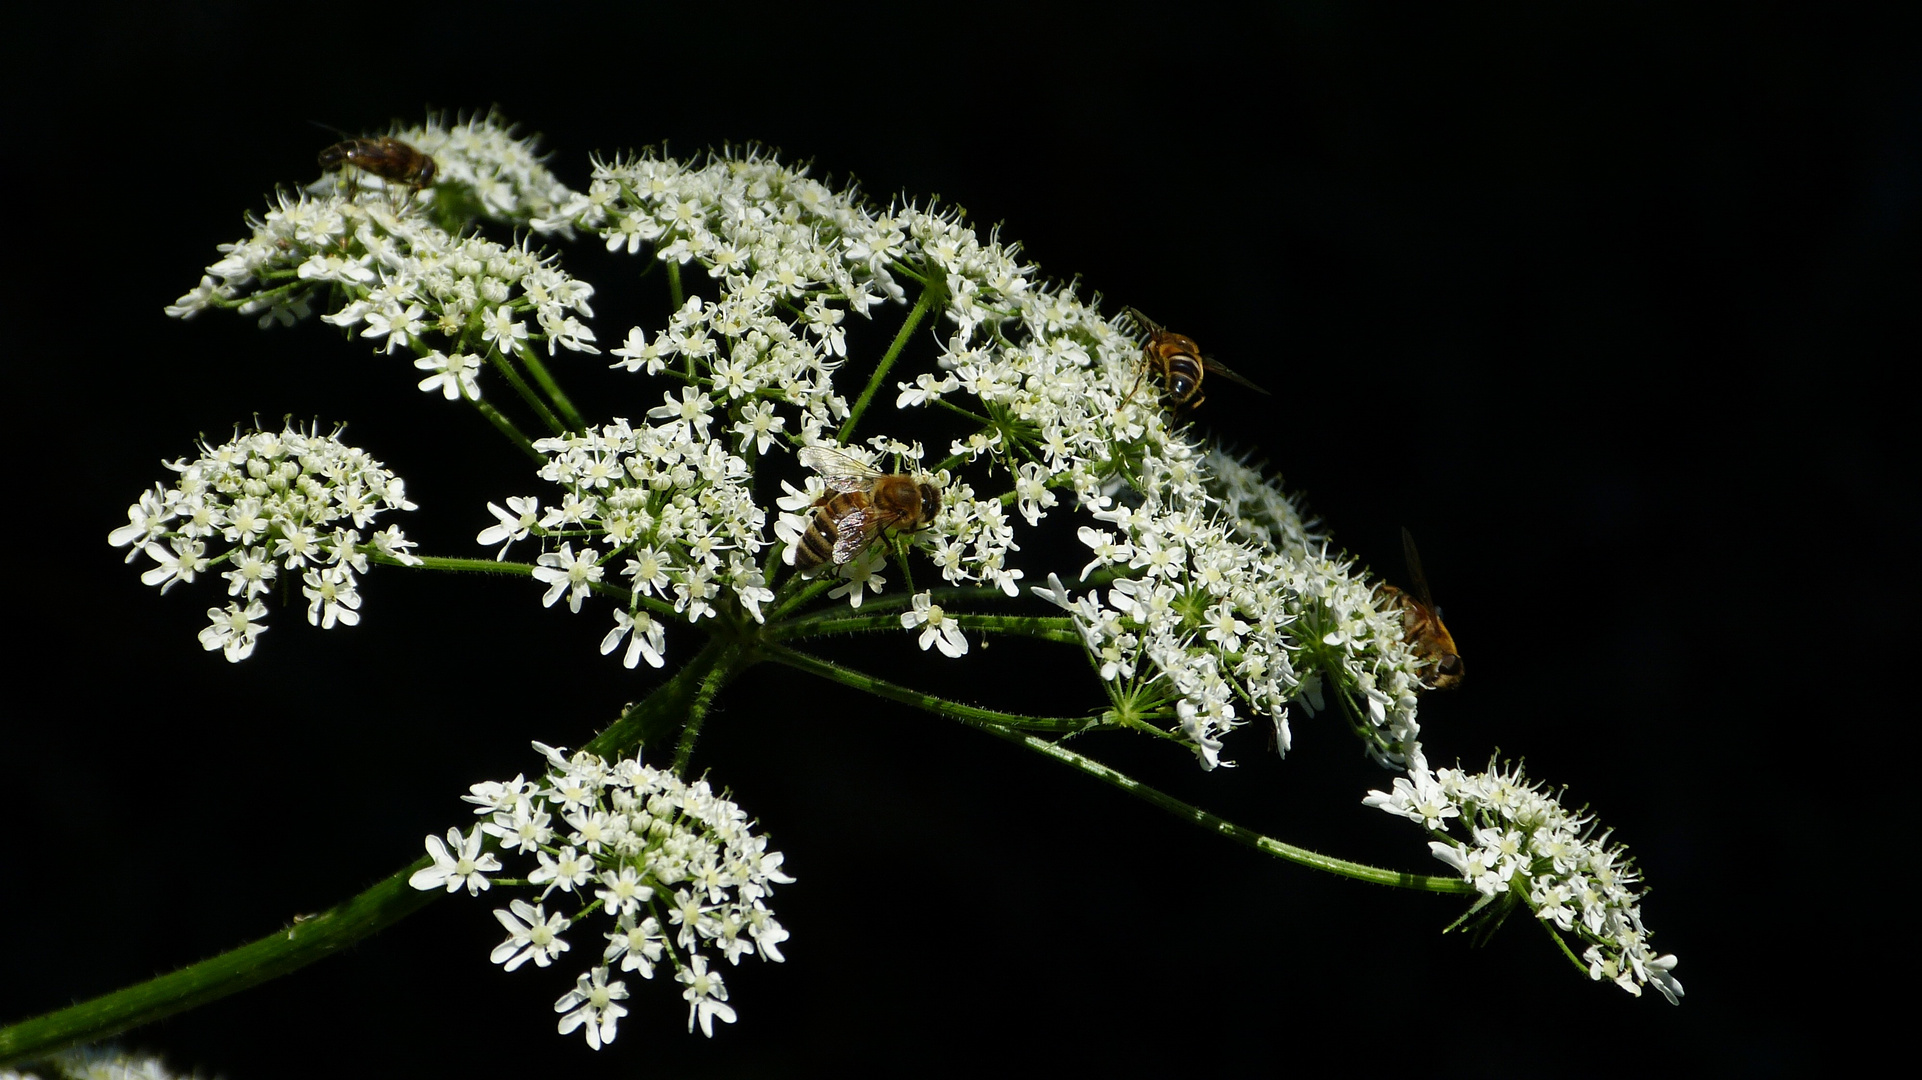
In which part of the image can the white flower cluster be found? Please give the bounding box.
[572,144,1114,595]
[108,423,418,661]
[533,143,1433,769]
[158,118,1438,770]
[1201,447,1319,562]
[1365,756,1682,1004]
[165,115,597,399]
[389,110,585,235]
[1278,545,1430,767]
[479,417,771,669]
[411,743,793,1047]
[0,1046,204,1080]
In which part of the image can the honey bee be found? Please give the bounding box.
[1118,306,1271,409]
[1379,527,1462,690]
[793,446,941,570]
[318,136,438,190]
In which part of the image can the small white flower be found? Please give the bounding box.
[490,899,572,971]
[555,966,630,1050]
[678,954,737,1037]
[601,608,667,669]
[198,600,268,662]
[410,827,502,896]
[532,542,604,612]
[901,591,967,657]
[415,350,482,400]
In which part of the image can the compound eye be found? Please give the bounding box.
[1437,655,1461,674]
[1170,375,1194,396]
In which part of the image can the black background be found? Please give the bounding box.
[7,3,1910,1075]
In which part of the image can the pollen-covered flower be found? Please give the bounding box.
[109,423,417,660]
[418,744,792,1046]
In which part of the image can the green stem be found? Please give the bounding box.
[766,644,1474,895]
[1540,916,1591,975]
[367,554,535,576]
[764,643,1091,733]
[585,635,734,760]
[0,861,439,1065]
[517,349,587,433]
[666,260,685,311]
[985,727,1475,892]
[772,583,1030,630]
[767,574,839,621]
[488,345,566,436]
[772,612,1080,645]
[670,643,748,774]
[837,277,943,444]
[0,639,747,1063]
[470,399,542,461]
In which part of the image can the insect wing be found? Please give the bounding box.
[1202,355,1271,395]
[1400,527,1436,610]
[800,445,882,492]
[829,504,884,565]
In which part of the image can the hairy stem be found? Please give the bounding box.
[985,728,1473,892]
[837,276,943,444]
[471,399,542,461]
[586,636,736,760]
[0,862,438,1065]
[671,643,754,773]
[767,644,1475,894]
[488,344,567,437]
[772,611,1080,645]
[518,349,587,433]
[0,641,750,1063]
[764,643,1092,733]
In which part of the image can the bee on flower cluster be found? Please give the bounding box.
[1118,306,1270,410]
[1379,527,1462,690]
[792,446,941,570]
[318,135,438,191]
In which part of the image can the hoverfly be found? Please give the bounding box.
[1118,306,1270,409]
[792,446,941,570]
[317,136,438,191]
[1378,527,1462,690]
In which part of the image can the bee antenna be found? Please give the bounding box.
[308,119,353,139]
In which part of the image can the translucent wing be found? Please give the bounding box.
[1201,356,1271,395]
[830,505,883,565]
[800,445,882,493]
[1401,526,1436,610]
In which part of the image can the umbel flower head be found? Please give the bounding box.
[1366,755,1683,1004]
[466,142,1429,771]
[161,120,1440,771]
[166,112,598,399]
[413,743,793,1047]
[108,422,418,661]
[134,110,1681,1045]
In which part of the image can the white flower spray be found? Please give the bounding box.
[411,742,792,1047]
[89,109,1683,1059]
[109,422,418,661]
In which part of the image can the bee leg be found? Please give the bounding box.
[1122,360,1147,407]
[889,533,920,597]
